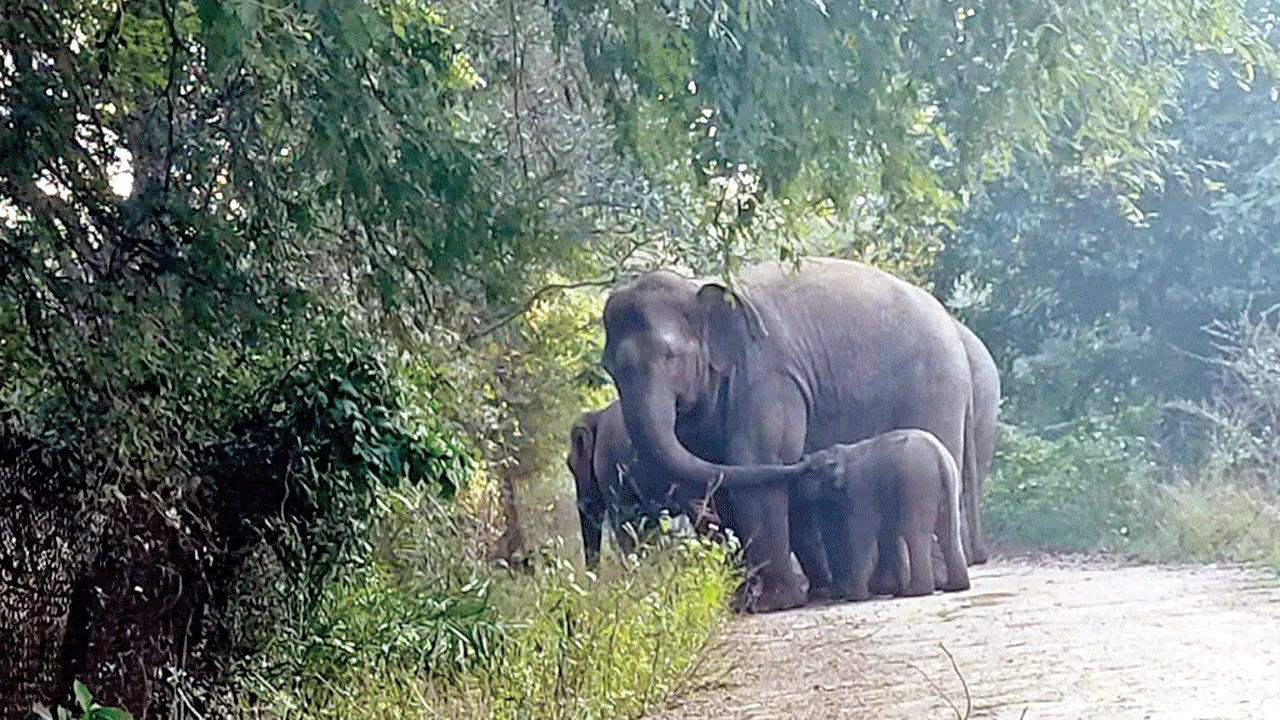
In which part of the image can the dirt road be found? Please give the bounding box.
[652,555,1280,719]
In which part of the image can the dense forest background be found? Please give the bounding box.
[6,0,1280,717]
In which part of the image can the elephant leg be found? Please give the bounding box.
[791,495,837,601]
[939,507,972,594]
[724,384,808,613]
[931,536,949,589]
[844,504,878,602]
[810,499,848,601]
[900,524,936,597]
[713,487,737,530]
[578,501,605,569]
[868,506,901,596]
[959,417,988,566]
[894,536,912,595]
[727,484,804,613]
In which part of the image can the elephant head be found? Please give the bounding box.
[601,271,765,493]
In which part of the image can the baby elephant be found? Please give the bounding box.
[800,429,971,600]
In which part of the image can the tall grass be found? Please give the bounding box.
[432,534,736,719]
[1134,479,1280,568]
[203,492,736,720]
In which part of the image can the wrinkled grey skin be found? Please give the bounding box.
[797,429,971,600]
[956,321,1000,565]
[567,401,635,568]
[600,257,976,613]
[567,400,737,568]
[927,319,1000,587]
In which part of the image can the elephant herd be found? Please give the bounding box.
[566,257,1000,613]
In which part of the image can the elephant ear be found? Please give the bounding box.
[567,418,597,487]
[696,282,767,373]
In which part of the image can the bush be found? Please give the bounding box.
[458,530,736,720]
[983,412,1153,552]
[1125,310,1280,570]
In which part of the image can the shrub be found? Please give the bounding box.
[451,531,736,720]
[1131,309,1280,570]
[983,411,1154,552]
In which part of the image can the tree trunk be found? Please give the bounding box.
[494,442,535,562]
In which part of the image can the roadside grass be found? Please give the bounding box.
[1132,477,1280,570]
[433,534,737,719]
[984,419,1280,573]
[207,491,737,720]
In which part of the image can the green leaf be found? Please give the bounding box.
[73,681,92,713]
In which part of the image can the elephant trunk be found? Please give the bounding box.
[619,386,802,494]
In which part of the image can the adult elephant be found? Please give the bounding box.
[600,257,976,612]
[955,320,1000,565]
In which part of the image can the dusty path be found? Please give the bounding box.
[652,555,1280,719]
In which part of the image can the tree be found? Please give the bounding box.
[550,0,1277,273]
[936,6,1280,431]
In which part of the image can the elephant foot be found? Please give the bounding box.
[840,584,871,602]
[897,581,936,598]
[938,561,971,592]
[738,577,807,614]
[868,572,899,596]
[807,583,844,604]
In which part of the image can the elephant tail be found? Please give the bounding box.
[961,394,986,565]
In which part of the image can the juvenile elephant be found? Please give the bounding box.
[600,257,977,612]
[567,401,635,568]
[567,400,736,568]
[798,429,971,600]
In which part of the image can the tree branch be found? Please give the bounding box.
[463,276,617,344]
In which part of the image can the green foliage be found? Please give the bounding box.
[551,0,1277,273]
[462,535,735,720]
[207,346,473,597]
[1136,478,1280,569]
[987,417,1280,570]
[210,493,735,720]
[937,9,1280,430]
[0,0,567,501]
[212,485,501,714]
[984,413,1153,551]
[984,292,1280,572]
[1130,306,1280,570]
[32,680,133,720]
[12,0,1280,714]
[1,0,582,703]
